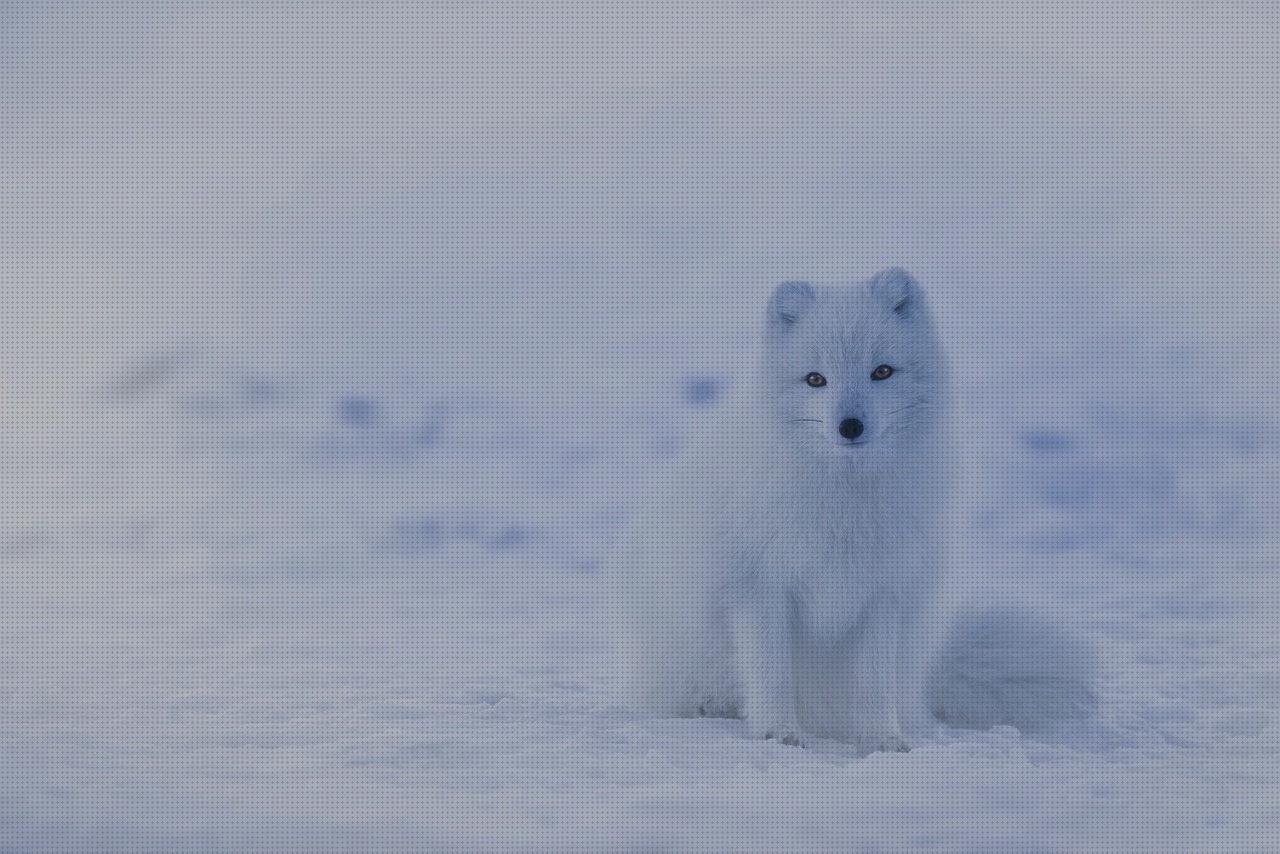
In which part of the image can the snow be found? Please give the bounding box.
[2,3,1278,851]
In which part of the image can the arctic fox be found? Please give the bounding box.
[607,268,1097,751]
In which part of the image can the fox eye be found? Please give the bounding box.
[805,372,827,388]
[871,364,894,381]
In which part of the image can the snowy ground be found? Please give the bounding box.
[0,369,1276,851]
[2,4,1278,851]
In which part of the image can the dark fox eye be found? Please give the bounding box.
[805,372,827,388]
[871,364,894,381]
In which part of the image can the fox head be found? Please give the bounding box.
[762,268,948,470]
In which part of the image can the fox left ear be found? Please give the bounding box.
[767,280,816,330]
[869,267,919,317]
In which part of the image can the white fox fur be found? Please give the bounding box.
[606,269,1097,751]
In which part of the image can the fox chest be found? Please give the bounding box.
[756,523,903,644]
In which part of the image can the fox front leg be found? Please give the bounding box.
[849,601,911,755]
[732,593,807,747]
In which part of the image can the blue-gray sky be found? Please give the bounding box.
[2,3,1276,422]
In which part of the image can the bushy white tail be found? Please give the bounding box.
[925,604,1099,733]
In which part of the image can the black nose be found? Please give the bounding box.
[838,418,864,440]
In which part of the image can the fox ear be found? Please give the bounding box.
[869,267,919,316]
[767,281,816,330]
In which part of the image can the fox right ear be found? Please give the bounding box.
[767,281,815,330]
[868,267,919,317]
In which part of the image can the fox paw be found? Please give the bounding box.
[854,732,910,755]
[696,699,740,719]
[759,727,808,748]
